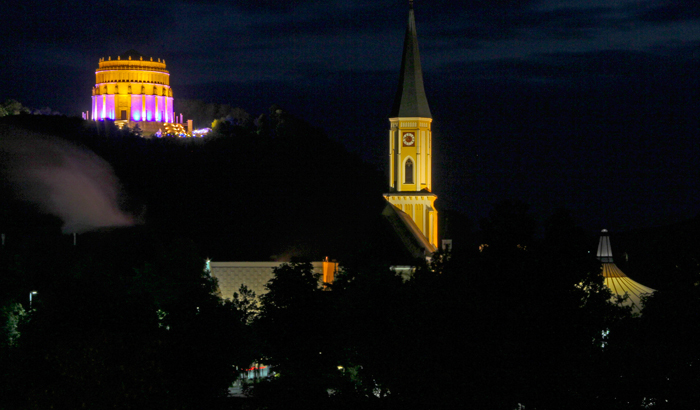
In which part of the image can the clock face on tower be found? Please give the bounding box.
[402,132,415,147]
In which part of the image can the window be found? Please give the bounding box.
[405,158,414,184]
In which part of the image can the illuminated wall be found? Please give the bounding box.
[209,261,337,300]
[389,119,433,193]
[90,50,174,123]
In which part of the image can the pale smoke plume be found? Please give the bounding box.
[0,125,135,233]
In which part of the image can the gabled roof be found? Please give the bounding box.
[382,202,436,259]
[597,229,655,312]
[389,4,432,119]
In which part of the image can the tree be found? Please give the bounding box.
[232,284,259,325]
[606,263,700,408]
[0,99,30,117]
[0,230,254,409]
[324,203,632,409]
[0,302,26,348]
[254,262,338,405]
[176,99,250,129]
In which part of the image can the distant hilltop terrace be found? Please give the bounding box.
[87,49,192,137]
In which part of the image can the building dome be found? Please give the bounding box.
[91,50,174,123]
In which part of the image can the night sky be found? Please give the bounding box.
[2,0,700,233]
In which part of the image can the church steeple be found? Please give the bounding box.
[390,3,431,119]
[384,2,438,251]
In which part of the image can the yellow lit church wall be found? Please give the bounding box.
[384,194,438,248]
[389,118,433,193]
[386,119,438,248]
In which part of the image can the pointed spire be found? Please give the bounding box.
[390,3,431,118]
[596,229,614,263]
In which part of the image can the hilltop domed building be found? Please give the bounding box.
[90,49,191,136]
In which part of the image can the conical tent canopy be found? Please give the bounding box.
[597,229,655,313]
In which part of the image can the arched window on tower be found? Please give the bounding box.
[405,158,414,184]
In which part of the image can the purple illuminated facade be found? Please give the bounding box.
[91,50,175,126]
[91,93,173,122]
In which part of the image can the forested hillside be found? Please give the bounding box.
[0,109,392,262]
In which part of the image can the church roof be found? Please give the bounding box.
[597,229,655,312]
[382,203,436,259]
[389,4,432,119]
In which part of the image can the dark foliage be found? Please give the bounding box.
[244,204,637,409]
[176,99,251,129]
[0,228,251,409]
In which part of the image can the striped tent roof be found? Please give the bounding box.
[597,229,655,313]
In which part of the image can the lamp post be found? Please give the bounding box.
[29,291,37,309]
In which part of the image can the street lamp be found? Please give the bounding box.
[29,291,37,309]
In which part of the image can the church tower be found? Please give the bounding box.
[383,2,438,249]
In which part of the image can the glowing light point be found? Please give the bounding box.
[192,128,212,137]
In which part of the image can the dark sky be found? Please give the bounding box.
[2,0,700,233]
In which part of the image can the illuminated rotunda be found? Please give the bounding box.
[90,49,190,135]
